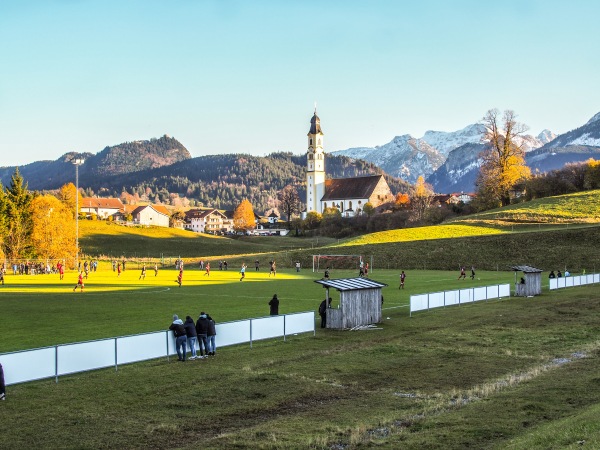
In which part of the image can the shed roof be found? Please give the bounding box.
[511,265,543,273]
[314,277,387,291]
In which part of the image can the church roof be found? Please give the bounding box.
[321,175,384,201]
[308,112,323,135]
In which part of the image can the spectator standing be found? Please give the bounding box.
[223,261,228,270]
[0,362,5,400]
[207,314,217,356]
[269,294,279,315]
[295,261,301,272]
[557,270,562,277]
[323,267,330,280]
[549,270,556,279]
[195,313,210,358]
[169,315,187,362]
[255,260,260,271]
[184,316,198,360]
[318,297,332,328]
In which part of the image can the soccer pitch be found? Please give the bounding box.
[0,267,516,353]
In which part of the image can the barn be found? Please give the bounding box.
[314,277,387,329]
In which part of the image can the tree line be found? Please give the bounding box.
[0,169,78,265]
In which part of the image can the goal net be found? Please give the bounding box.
[312,254,364,272]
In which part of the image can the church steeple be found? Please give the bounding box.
[306,108,325,214]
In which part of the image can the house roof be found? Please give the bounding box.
[80,197,124,210]
[185,208,227,220]
[320,175,384,201]
[314,277,388,291]
[511,265,543,273]
[131,204,170,217]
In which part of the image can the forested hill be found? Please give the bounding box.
[0,135,191,190]
[86,152,410,212]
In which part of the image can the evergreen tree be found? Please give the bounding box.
[2,168,35,260]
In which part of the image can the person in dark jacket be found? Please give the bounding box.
[318,297,332,328]
[269,294,279,315]
[206,313,217,356]
[0,362,6,400]
[195,312,210,358]
[184,316,198,360]
[169,315,187,361]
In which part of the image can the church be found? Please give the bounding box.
[305,110,394,217]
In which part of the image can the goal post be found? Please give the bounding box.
[312,254,365,272]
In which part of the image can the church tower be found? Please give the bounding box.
[306,109,325,214]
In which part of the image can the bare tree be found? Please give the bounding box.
[410,176,434,222]
[278,185,301,230]
[476,109,531,208]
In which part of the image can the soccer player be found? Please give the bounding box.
[176,269,183,287]
[399,271,406,289]
[240,263,247,281]
[139,264,146,280]
[73,271,84,292]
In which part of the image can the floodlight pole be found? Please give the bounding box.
[72,158,84,270]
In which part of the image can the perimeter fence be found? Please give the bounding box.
[410,284,511,316]
[0,311,315,386]
[549,273,600,290]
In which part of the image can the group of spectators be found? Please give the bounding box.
[169,312,217,362]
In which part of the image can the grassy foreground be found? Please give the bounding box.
[1,269,600,448]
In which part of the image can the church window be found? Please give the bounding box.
[349,201,353,209]
[323,202,327,208]
[308,154,313,160]
[310,138,313,145]
[318,139,321,145]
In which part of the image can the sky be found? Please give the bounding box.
[1,0,599,167]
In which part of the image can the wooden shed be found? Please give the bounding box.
[512,265,543,297]
[314,277,387,329]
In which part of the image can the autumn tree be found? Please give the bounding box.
[31,194,76,262]
[303,211,322,230]
[233,199,255,232]
[410,176,434,222]
[277,185,301,230]
[362,202,375,217]
[395,192,410,209]
[57,182,83,219]
[1,168,34,260]
[476,109,531,208]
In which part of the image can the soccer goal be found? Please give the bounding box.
[312,254,367,272]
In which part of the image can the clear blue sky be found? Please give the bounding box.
[1,0,599,167]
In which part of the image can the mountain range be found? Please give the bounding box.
[2,113,599,207]
[332,112,600,192]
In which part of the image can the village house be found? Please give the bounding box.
[185,208,232,234]
[131,204,170,227]
[80,197,124,219]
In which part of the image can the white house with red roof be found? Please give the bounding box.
[80,197,124,219]
[131,204,170,227]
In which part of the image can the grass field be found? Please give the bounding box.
[2,191,600,448]
[2,268,600,449]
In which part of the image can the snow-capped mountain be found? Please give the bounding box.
[427,112,600,193]
[421,123,486,157]
[332,135,445,184]
[542,112,600,148]
[332,121,552,185]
